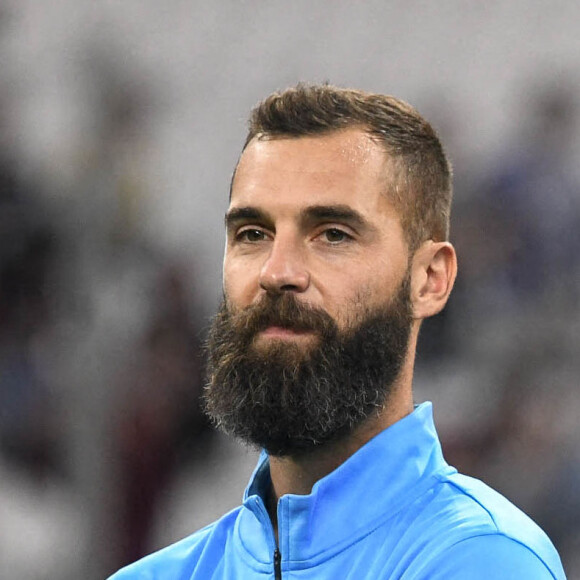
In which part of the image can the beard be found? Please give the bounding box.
[203,276,413,457]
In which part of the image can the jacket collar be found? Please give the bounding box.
[238,402,449,564]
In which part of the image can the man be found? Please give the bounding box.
[110,84,566,579]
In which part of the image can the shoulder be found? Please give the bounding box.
[107,506,242,580]
[412,471,566,579]
[414,533,565,579]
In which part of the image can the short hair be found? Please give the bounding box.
[241,83,452,252]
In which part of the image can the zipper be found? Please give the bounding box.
[249,495,282,579]
[273,548,282,580]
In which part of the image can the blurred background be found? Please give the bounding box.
[0,1,579,578]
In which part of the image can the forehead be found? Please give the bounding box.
[230,129,396,216]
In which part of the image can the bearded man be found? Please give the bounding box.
[110,84,566,579]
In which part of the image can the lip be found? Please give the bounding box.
[260,326,312,339]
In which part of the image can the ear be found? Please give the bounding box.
[410,241,457,320]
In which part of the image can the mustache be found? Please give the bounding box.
[226,293,338,339]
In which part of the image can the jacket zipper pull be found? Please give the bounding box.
[273,548,282,580]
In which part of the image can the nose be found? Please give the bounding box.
[259,237,310,295]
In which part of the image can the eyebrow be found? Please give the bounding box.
[300,205,369,231]
[224,206,270,229]
[224,204,374,233]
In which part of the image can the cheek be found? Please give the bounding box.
[329,263,401,313]
[223,259,259,304]
[319,276,368,324]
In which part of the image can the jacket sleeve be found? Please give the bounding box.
[415,534,566,580]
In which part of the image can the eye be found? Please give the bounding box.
[322,228,351,243]
[237,228,267,243]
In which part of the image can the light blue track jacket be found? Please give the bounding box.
[109,402,566,579]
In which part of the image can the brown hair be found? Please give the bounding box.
[241,83,452,251]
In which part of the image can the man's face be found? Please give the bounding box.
[223,128,410,332]
[204,129,414,455]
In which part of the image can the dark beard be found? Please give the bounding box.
[203,277,412,457]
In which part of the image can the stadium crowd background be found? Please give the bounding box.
[0,1,579,578]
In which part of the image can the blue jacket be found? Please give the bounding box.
[109,402,566,579]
